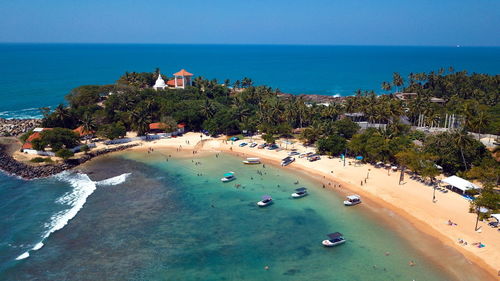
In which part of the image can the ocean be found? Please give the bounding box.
[0,151,492,280]
[0,43,499,119]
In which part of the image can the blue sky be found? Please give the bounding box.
[0,0,499,46]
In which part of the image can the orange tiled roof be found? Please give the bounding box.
[26,132,42,143]
[73,126,94,137]
[22,142,33,150]
[173,69,193,76]
[177,123,186,128]
[167,78,184,87]
[149,122,167,130]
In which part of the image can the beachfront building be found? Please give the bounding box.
[167,69,193,89]
[148,122,186,135]
[73,126,95,140]
[21,128,51,153]
[153,73,167,90]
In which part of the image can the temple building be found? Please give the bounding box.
[153,72,167,90]
[167,69,193,89]
[153,69,194,90]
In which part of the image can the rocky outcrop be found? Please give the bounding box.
[0,118,41,137]
[0,143,139,180]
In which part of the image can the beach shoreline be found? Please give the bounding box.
[1,131,498,279]
[127,133,499,280]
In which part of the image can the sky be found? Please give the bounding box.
[0,0,499,46]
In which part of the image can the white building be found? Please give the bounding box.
[153,73,167,90]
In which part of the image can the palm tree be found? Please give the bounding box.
[381,81,392,93]
[129,106,152,136]
[80,113,96,143]
[241,77,253,88]
[471,110,489,139]
[54,104,71,128]
[392,72,404,93]
[200,99,216,119]
[453,129,472,170]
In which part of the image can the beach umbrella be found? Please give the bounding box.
[356,156,363,160]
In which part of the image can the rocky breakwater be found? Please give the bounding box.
[0,118,41,137]
[0,143,139,179]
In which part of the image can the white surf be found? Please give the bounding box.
[15,171,131,261]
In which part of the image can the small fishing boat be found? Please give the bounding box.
[281,156,295,166]
[291,187,308,198]
[243,157,261,165]
[343,195,361,206]
[257,195,273,207]
[322,232,346,247]
[221,172,236,182]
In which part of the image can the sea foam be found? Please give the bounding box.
[96,173,131,186]
[15,171,131,261]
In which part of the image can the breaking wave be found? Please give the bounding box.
[96,173,131,186]
[15,171,131,261]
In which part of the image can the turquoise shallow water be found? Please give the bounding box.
[0,44,499,118]
[0,151,492,280]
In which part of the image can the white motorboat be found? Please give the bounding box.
[281,156,295,166]
[243,157,261,164]
[221,172,236,182]
[343,195,361,206]
[322,232,346,247]
[257,195,273,207]
[291,187,308,198]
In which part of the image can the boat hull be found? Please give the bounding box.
[243,161,261,165]
[257,201,273,207]
[291,192,307,198]
[343,201,361,206]
[322,239,346,247]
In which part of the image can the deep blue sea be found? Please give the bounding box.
[0,44,499,118]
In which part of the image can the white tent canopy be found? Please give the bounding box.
[491,214,500,221]
[441,176,481,194]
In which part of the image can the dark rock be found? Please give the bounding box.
[0,143,139,180]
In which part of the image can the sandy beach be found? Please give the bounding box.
[127,132,500,279]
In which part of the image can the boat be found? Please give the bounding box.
[243,157,261,165]
[343,195,361,206]
[291,187,308,198]
[221,172,236,182]
[281,156,295,166]
[322,232,346,247]
[257,195,273,207]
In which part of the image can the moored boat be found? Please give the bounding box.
[221,172,236,182]
[322,232,346,247]
[291,187,308,198]
[243,157,261,164]
[257,195,273,207]
[343,195,361,206]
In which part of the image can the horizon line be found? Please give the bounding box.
[1,42,500,48]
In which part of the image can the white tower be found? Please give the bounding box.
[153,73,167,90]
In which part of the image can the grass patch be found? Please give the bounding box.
[30,157,54,163]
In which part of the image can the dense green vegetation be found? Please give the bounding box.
[36,69,498,183]
[32,128,80,152]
